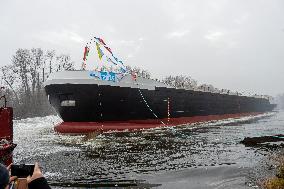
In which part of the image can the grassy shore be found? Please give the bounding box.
[262,155,284,189]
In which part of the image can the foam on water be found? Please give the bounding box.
[13,115,82,162]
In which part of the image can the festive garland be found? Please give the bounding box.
[82,37,126,73]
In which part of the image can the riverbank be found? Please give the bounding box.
[261,153,284,189]
[240,134,284,189]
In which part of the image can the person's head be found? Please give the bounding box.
[0,164,9,189]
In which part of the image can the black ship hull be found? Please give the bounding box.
[45,83,276,123]
[44,71,276,133]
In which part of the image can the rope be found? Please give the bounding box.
[137,85,166,126]
[167,97,170,123]
[135,82,181,136]
[98,92,104,128]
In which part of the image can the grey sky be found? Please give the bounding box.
[0,0,284,96]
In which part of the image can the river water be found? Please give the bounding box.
[12,111,284,188]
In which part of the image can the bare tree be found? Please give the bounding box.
[0,48,75,119]
[30,48,44,96]
[46,50,55,75]
[1,65,19,103]
[125,65,151,78]
[163,75,197,89]
[12,49,31,99]
[55,54,75,72]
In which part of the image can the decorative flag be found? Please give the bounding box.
[116,73,123,81]
[118,60,124,65]
[98,38,106,45]
[96,42,104,60]
[85,36,127,75]
[100,71,108,80]
[112,55,118,62]
[104,46,113,55]
[90,71,100,78]
[108,72,116,82]
[83,46,89,61]
[120,67,126,73]
[107,57,117,65]
[81,62,86,70]
[94,37,106,45]
[110,54,124,65]
[131,72,137,81]
[86,47,89,57]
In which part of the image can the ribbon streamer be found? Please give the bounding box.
[105,46,113,55]
[83,36,126,71]
[107,57,117,65]
[83,46,89,61]
[96,42,104,60]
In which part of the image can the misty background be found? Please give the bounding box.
[1,0,284,118]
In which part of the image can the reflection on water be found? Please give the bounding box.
[12,111,284,188]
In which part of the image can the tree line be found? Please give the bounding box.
[0,48,74,119]
[1,48,199,119]
[1,48,280,119]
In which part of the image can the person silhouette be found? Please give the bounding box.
[0,162,51,189]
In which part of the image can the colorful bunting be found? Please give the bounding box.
[83,36,127,75]
[131,72,137,81]
[105,46,113,55]
[94,37,113,56]
[100,71,108,80]
[108,72,116,82]
[116,73,124,81]
[93,37,124,65]
[90,71,117,82]
[94,37,106,45]
[107,57,117,65]
[112,55,118,62]
[99,38,106,45]
[82,62,86,70]
[96,42,104,60]
[86,47,89,57]
[120,67,126,73]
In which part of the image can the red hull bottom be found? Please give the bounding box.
[55,112,263,134]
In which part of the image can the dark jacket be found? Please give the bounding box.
[28,177,51,189]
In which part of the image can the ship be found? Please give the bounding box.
[44,70,276,133]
